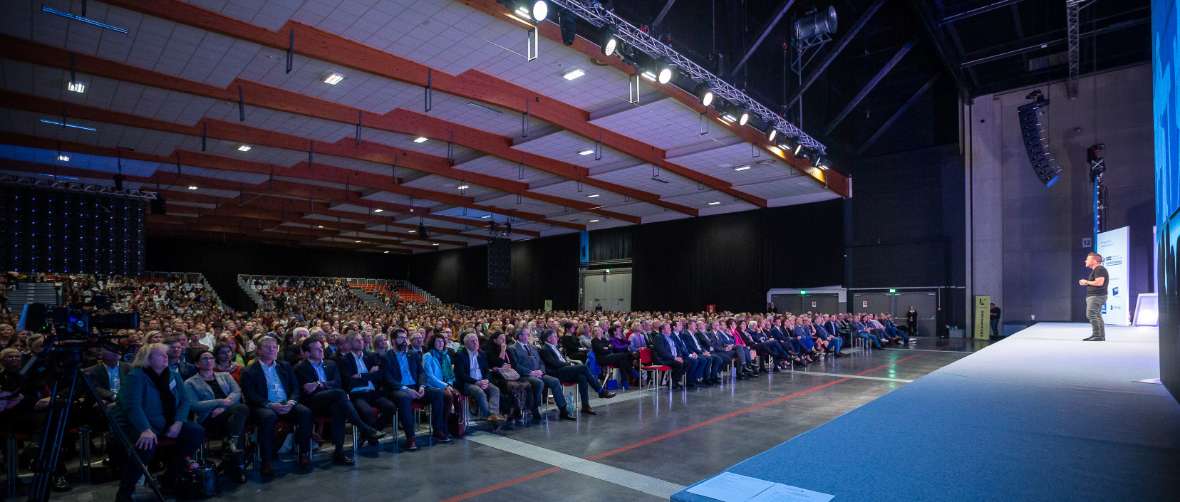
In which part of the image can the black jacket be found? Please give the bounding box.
[240,360,301,408]
[293,359,344,394]
[382,349,425,390]
[452,347,491,386]
[337,351,384,395]
[85,362,130,403]
[539,343,577,376]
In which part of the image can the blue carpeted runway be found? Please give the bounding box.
[672,323,1180,501]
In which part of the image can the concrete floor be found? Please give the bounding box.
[48,338,977,501]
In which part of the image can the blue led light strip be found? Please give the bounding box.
[41,5,129,34]
[39,118,97,132]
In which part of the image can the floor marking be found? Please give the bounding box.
[466,434,686,499]
[445,353,924,500]
[785,370,914,383]
[880,347,975,354]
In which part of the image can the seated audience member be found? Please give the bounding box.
[112,343,204,501]
[539,329,616,414]
[592,326,638,386]
[558,328,588,363]
[164,336,197,380]
[881,314,909,345]
[726,319,757,375]
[338,332,397,445]
[650,323,689,390]
[213,342,243,382]
[813,314,844,356]
[510,328,575,421]
[185,350,249,482]
[283,327,311,365]
[852,315,883,349]
[422,333,461,440]
[382,329,446,450]
[453,332,505,424]
[295,336,386,463]
[628,321,649,351]
[86,346,130,410]
[486,331,531,421]
[240,335,312,478]
[677,321,721,385]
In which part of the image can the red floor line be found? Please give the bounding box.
[443,352,923,500]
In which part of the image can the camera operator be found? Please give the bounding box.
[112,342,204,501]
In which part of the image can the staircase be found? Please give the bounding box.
[5,282,59,311]
[351,288,385,308]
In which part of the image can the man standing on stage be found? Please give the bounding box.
[1079,252,1109,341]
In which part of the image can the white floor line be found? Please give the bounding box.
[785,370,914,384]
[466,433,686,499]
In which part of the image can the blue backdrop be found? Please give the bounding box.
[1154,0,1180,401]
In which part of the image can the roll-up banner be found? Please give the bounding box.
[1096,226,1131,326]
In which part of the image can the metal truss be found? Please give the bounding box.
[547,0,827,154]
[1,174,159,200]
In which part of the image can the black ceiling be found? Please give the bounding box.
[600,0,1151,162]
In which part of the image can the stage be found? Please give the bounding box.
[673,323,1180,501]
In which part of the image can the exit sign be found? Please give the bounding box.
[889,288,897,294]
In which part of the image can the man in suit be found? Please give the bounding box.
[539,330,615,415]
[337,332,397,445]
[677,321,721,385]
[295,337,386,465]
[186,350,249,482]
[86,346,130,410]
[381,329,445,450]
[453,333,504,423]
[510,328,576,421]
[812,315,843,356]
[240,335,313,477]
[650,323,688,390]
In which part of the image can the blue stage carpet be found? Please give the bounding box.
[673,323,1180,501]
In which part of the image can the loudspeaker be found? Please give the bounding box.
[1017,93,1062,187]
[150,196,166,215]
[487,237,511,289]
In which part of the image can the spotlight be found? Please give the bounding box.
[694,83,715,107]
[813,155,828,170]
[558,7,576,45]
[794,6,838,42]
[601,26,619,56]
[767,129,779,143]
[656,60,674,84]
[737,109,750,126]
[524,1,548,22]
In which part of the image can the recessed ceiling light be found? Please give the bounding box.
[373,208,384,213]
[432,242,439,246]
[409,230,416,233]
[383,250,390,254]
[456,185,470,190]
[708,201,721,206]
[480,215,491,219]
[317,225,324,229]
[577,148,594,156]
[734,165,752,171]
[66,81,86,93]
[413,136,429,143]
[587,193,600,198]
[589,219,599,223]
[187,185,198,190]
[237,144,252,152]
[355,240,362,243]
[57,154,70,162]
[563,68,585,80]
[323,72,344,85]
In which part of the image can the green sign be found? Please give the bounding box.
[889,288,897,294]
[799,290,807,295]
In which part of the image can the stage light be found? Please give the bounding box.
[518,1,547,22]
[66,81,86,93]
[413,136,429,143]
[813,155,829,170]
[237,144,252,152]
[767,129,779,142]
[558,6,576,45]
[794,6,838,42]
[587,193,600,198]
[708,201,721,206]
[734,165,751,171]
[323,73,344,85]
[737,109,750,126]
[57,154,70,162]
[657,61,674,84]
[601,26,619,56]
[374,208,384,213]
[187,185,198,190]
[694,83,715,107]
[563,68,585,80]
[578,148,594,156]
